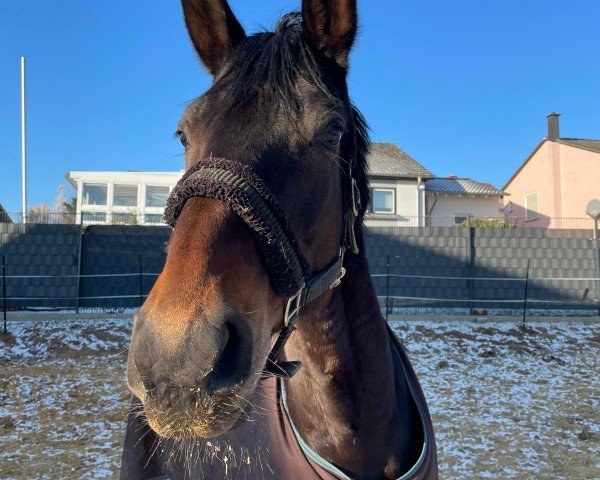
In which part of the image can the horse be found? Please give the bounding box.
[121,1,437,479]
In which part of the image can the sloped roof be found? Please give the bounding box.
[0,203,12,223]
[503,136,600,190]
[557,138,600,154]
[367,143,434,178]
[426,177,505,196]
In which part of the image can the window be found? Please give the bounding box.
[454,216,467,225]
[113,184,138,207]
[144,214,165,225]
[82,212,107,223]
[372,189,395,214]
[525,193,539,220]
[145,185,170,208]
[82,183,107,206]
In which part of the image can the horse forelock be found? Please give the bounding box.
[188,12,371,220]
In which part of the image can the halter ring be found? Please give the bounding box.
[284,287,304,327]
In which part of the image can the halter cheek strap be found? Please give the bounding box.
[262,253,347,378]
[164,157,360,379]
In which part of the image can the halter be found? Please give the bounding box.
[164,156,360,379]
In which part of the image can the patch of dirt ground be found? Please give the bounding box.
[0,317,599,479]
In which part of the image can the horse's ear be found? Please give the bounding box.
[301,0,357,69]
[181,0,246,76]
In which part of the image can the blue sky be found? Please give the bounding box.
[1,1,600,213]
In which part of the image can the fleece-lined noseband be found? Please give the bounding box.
[164,157,360,378]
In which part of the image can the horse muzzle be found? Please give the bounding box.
[126,308,255,438]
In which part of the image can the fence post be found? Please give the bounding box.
[522,259,530,330]
[138,254,143,307]
[595,218,600,317]
[466,217,474,311]
[75,213,84,313]
[385,255,390,322]
[2,255,7,334]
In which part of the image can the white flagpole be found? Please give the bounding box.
[21,56,27,223]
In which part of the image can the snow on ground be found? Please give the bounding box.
[0,318,132,480]
[0,316,599,479]
[390,320,600,479]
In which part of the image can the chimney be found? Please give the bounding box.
[547,112,560,141]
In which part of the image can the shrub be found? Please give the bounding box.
[457,217,514,228]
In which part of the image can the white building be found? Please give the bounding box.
[365,143,432,227]
[424,177,506,226]
[66,171,182,225]
[66,143,505,227]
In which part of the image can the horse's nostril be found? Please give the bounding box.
[218,322,239,371]
[208,315,252,393]
[134,358,156,393]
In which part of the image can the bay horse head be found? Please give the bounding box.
[126,0,369,440]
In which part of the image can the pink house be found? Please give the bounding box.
[503,114,600,228]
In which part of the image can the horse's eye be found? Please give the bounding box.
[176,130,188,149]
[324,124,344,147]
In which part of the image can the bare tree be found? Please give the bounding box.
[27,203,53,224]
[27,185,78,224]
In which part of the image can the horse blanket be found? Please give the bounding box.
[120,327,438,479]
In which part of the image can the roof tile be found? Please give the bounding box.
[425,178,504,196]
[367,143,434,178]
[557,138,600,154]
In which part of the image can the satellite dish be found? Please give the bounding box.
[586,199,600,220]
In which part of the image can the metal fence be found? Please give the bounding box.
[372,258,600,320]
[365,224,600,318]
[0,252,159,305]
[2,220,599,330]
[2,211,168,226]
[2,256,598,330]
[4,211,596,231]
[364,214,596,230]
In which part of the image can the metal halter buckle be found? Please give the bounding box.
[351,177,361,218]
[331,267,346,290]
[284,287,304,327]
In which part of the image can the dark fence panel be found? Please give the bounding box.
[0,223,80,308]
[365,226,599,312]
[0,224,598,314]
[365,227,471,308]
[78,226,171,308]
[470,228,598,308]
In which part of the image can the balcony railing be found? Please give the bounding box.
[1,212,168,226]
[364,214,596,230]
[2,211,596,230]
